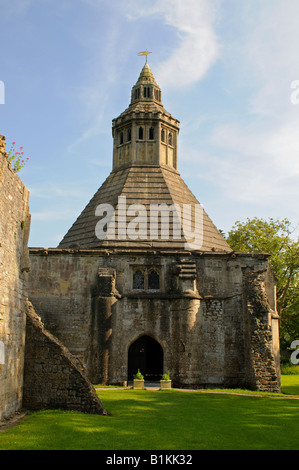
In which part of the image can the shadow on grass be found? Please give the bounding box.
[0,390,299,450]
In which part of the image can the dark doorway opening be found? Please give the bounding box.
[128,335,163,381]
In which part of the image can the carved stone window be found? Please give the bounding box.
[132,267,161,291]
[120,131,124,145]
[161,129,165,142]
[148,270,160,290]
[127,128,131,142]
[133,270,145,290]
[138,127,144,140]
[168,132,173,146]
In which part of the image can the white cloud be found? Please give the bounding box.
[183,1,299,214]
[185,114,298,212]
[126,0,220,88]
[244,3,299,119]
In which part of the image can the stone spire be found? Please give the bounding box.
[131,63,161,104]
[136,63,158,84]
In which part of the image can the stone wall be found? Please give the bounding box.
[28,248,280,392]
[23,301,107,415]
[0,135,31,420]
[242,268,280,392]
[0,134,107,420]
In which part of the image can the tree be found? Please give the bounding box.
[226,217,299,350]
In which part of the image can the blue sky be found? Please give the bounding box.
[1,0,298,247]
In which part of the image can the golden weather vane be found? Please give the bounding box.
[137,50,152,63]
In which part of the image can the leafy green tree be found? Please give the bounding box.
[226,217,299,350]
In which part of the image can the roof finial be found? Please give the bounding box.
[137,50,152,64]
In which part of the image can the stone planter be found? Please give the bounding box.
[160,380,172,390]
[133,379,145,389]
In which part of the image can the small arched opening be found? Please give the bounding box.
[138,127,144,140]
[128,335,164,382]
[149,127,154,140]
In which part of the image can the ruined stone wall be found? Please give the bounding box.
[28,248,280,391]
[0,135,31,420]
[23,301,107,414]
[242,268,280,392]
[28,250,100,367]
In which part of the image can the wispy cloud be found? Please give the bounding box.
[31,210,76,221]
[181,1,299,218]
[126,0,220,88]
[65,3,130,151]
[2,0,33,16]
[206,119,299,203]
[29,183,88,200]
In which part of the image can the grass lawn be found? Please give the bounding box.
[281,375,299,396]
[0,374,298,450]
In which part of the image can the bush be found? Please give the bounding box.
[281,364,299,375]
[161,372,170,380]
[134,369,144,380]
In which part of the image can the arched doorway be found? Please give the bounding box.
[128,335,163,382]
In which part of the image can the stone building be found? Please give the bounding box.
[28,62,281,392]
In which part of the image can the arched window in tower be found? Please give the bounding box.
[120,132,124,145]
[148,270,160,290]
[154,89,161,101]
[127,128,131,142]
[143,87,151,98]
[149,127,154,140]
[161,129,165,142]
[168,132,173,146]
[133,270,145,290]
[134,88,140,100]
[138,127,144,140]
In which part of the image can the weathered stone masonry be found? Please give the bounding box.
[28,248,281,392]
[0,134,106,420]
[26,62,281,393]
[242,268,281,392]
[23,300,107,415]
[0,135,30,420]
[1,60,280,419]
